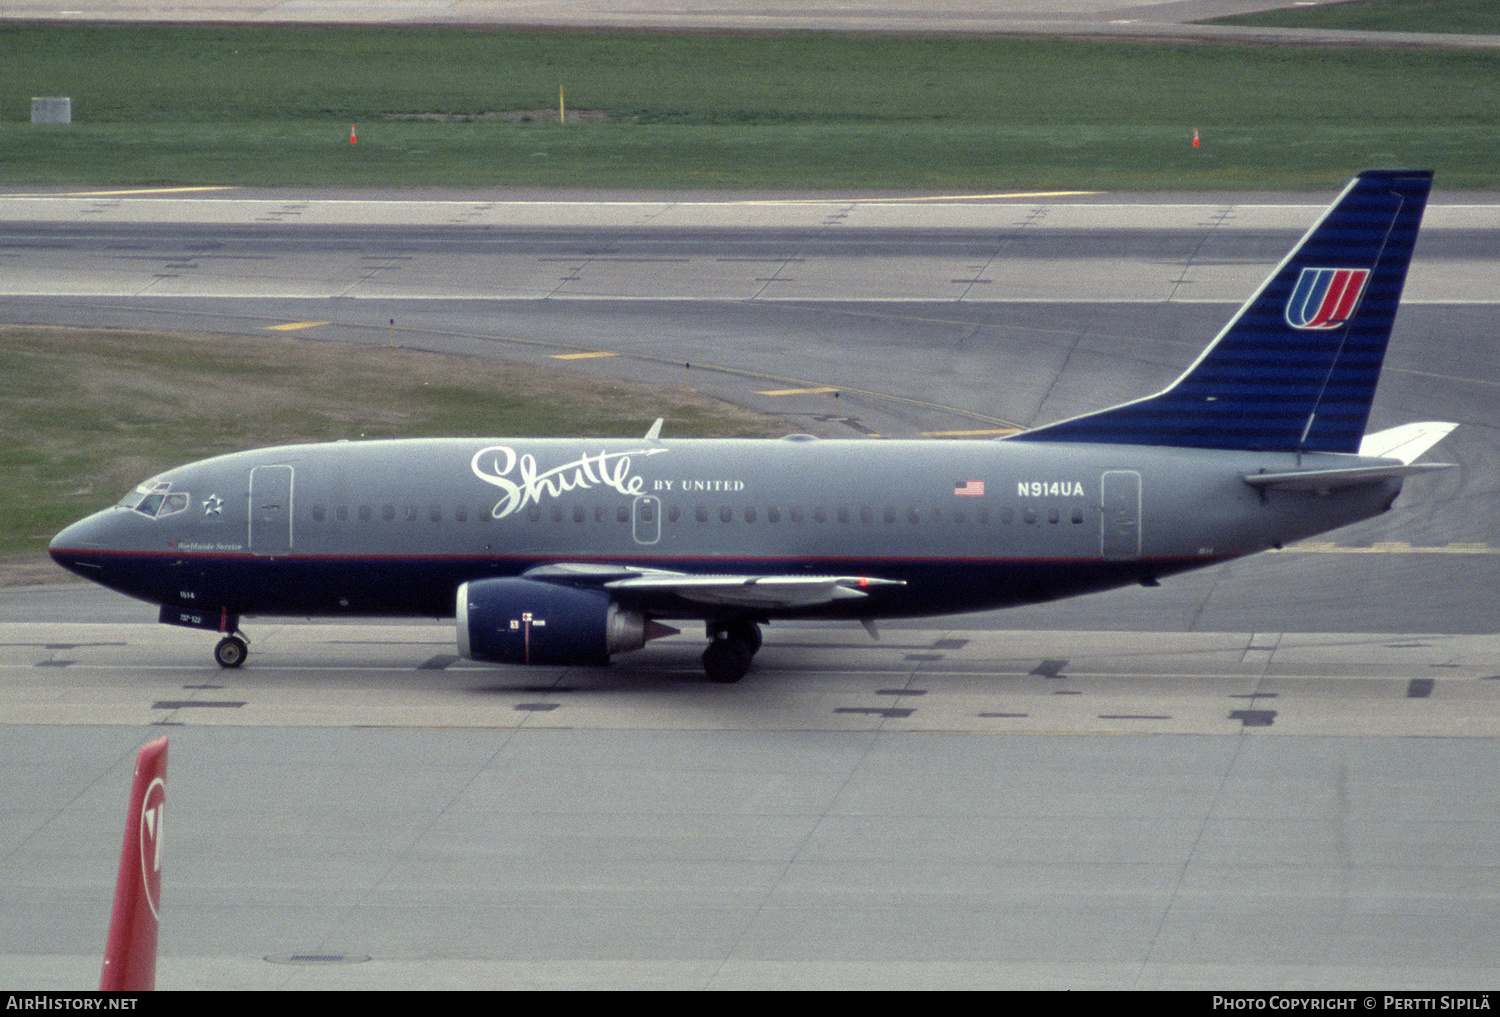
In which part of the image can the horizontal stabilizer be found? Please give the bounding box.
[1357,421,1458,464]
[1244,462,1451,492]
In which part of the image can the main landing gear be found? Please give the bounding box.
[702,619,762,684]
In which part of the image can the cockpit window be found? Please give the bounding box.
[117,481,191,519]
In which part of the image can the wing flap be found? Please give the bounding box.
[522,563,905,610]
[603,572,904,609]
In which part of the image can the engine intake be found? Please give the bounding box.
[457,577,667,666]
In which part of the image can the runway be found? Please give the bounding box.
[3,187,1499,989]
[8,0,1500,51]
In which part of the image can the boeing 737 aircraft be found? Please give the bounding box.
[51,170,1454,683]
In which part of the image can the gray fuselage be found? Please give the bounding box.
[49,434,1402,624]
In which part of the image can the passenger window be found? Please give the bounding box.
[455,506,468,523]
[382,505,396,522]
[883,507,896,525]
[1071,507,1084,524]
[767,507,781,523]
[617,506,629,523]
[359,505,372,522]
[813,508,827,523]
[744,507,755,523]
[719,506,733,523]
[313,504,326,522]
[669,505,681,523]
[429,505,442,523]
[337,505,349,522]
[696,506,708,523]
[790,507,804,524]
[1048,507,1060,524]
[860,507,872,525]
[573,505,585,523]
[1024,508,1037,524]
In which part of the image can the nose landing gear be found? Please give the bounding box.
[214,634,248,669]
[158,605,250,669]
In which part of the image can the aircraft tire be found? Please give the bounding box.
[703,638,753,684]
[214,636,247,669]
[724,619,762,655]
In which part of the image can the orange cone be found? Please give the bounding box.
[1192,128,1200,148]
[350,125,357,145]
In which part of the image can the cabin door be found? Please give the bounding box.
[632,495,661,545]
[249,465,294,555]
[1100,470,1141,560]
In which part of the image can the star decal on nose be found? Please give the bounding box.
[203,495,223,516]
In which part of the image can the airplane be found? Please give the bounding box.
[50,169,1454,684]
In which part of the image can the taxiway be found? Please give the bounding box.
[3,187,1498,989]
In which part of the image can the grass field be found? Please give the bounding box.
[2,24,1498,190]
[0,326,777,571]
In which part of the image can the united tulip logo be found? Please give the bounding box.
[1285,267,1371,330]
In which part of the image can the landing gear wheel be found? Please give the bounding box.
[214,635,248,669]
[723,620,763,655]
[702,638,753,684]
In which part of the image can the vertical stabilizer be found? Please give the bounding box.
[1010,170,1432,453]
[100,737,167,992]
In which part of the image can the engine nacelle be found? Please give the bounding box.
[457,578,653,666]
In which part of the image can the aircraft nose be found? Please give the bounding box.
[49,509,119,575]
[51,509,109,550]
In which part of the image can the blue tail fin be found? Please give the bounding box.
[1010,169,1432,453]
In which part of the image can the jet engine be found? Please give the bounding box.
[457,577,670,666]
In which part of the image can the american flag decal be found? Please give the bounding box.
[954,480,985,497]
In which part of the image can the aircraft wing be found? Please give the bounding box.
[520,563,904,609]
[604,571,905,609]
